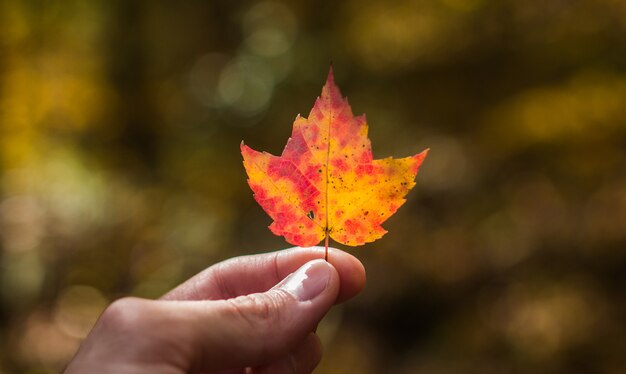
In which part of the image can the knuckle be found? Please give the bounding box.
[99,297,146,333]
[227,293,277,328]
[226,290,295,348]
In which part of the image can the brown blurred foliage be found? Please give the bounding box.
[1,0,625,373]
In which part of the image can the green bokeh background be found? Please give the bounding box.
[1,0,625,372]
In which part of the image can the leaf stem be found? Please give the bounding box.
[324,233,329,262]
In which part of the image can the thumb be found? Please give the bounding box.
[187,259,339,371]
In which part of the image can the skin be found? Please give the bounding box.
[64,247,366,374]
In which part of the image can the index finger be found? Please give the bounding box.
[161,247,366,304]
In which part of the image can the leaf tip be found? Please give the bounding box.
[415,148,429,160]
[326,65,335,85]
[411,148,429,174]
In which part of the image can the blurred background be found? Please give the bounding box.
[1,0,625,372]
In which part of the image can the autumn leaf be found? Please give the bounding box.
[241,68,428,249]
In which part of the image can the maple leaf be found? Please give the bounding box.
[241,68,428,250]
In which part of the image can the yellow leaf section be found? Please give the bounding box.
[329,152,428,245]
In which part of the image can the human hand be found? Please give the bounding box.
[64,247,366,373]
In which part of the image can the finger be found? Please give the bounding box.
[173,259,337,372]
[248,332,322,374]
[162,246,365,304]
